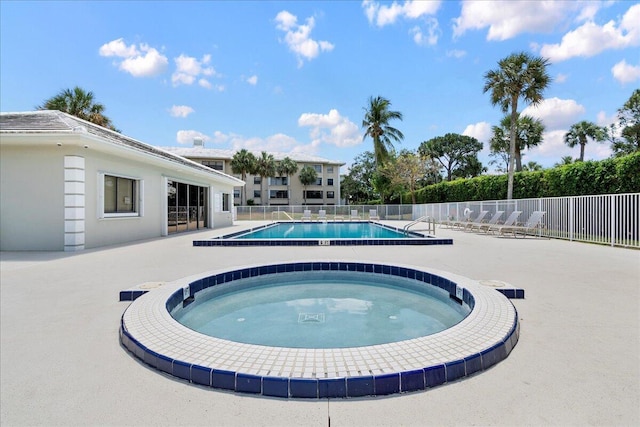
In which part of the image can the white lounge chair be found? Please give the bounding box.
[487,211,522,235]
[301,209,312,221]
[369,209,380,220]
[496,211,546,238]
[441,208,473,228]
[317,209,327,221]
[467,210,504,232]
[453,210,488,229]
[350,210,361,221]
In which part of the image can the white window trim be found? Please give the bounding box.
[97,172,144,219]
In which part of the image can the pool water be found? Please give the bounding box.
[235,222,410,239]
[172,271,470,348]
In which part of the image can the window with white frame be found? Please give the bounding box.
[327,191,335,198]
[327,178,334,186]
[313,164,322,173]
[101,173,142,217]
[315,177,322,186]
[327,166,334,173]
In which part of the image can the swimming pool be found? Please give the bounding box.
[193,221,453,246]
[120,261,519,398]
[172,270,470,348]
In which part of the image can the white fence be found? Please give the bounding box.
[235,193,639,248]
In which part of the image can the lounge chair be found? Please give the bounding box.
[369,209,380,220]
[301,209,312,221]
[317,209,327,221]
[350,210,361,221]
[486,211,522,235]
[441,208,473,228]
[496,211,546,238]
[466,210,504,232]
[453,210,488,229]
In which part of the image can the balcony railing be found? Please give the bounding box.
[235,193,639,248]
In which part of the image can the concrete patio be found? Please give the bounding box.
[1,221,638,426]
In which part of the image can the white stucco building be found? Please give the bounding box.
[0,111,244,251]
[163,142,344,207]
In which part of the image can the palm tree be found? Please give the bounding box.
[554,156,574,167]
[564,121,606,162]
[522,161,543,171]
[38,86,118,131]
[490,114,545,172]
[362,96,404,167]
[230,149,257,206]
[276,157,298,204]
[298,166,318,206]
[254,151,276,206]
[483,52,551,199]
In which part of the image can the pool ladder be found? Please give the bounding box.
[403,216,436,235]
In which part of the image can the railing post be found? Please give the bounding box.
[610,194,615,247]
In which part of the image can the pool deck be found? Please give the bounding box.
[1,220,639,426]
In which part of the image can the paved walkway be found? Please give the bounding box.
[1,222,638,426]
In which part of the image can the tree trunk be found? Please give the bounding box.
[579,136,586,161]
[507,99,518,200]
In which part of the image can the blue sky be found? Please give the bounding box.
[1,1,639,172]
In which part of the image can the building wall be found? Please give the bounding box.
[1,137,237,251]
[0,145,65,250]
[193,157,342,206]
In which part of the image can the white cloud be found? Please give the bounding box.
[539,4,640,62]
[246,75,258,85]
[611,59,640,84]
[298,109,361,147]
[410,18,440,46]
[446,49,467,59]
[275,11,334,67]
[453,1,577,40]
[462,121,492,143]
[363,1,441,46]
[362,0,441,27]
[172,54,218,87]
[99,38,168,77]
[521,97,585,131]
[176,130,209,145]
[555,73,569,83]
[98,38,137,57]
[169,105,194,118]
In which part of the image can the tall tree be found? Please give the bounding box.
[564,121,606,162]
[254,151,276,206]
[340,151,378,204]
[230,149,256,206]
[298,166,318,205]
[362,96,404,166]
[613,89,640,156]
[418,133,483,181]
[38,86,118,131]
[490,114,545,171]
[483,52,551,199]
[380,150,438,204]
[554,156,575,167]
[276,157,298,204]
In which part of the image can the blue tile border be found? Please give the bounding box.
[192,221,453,247]
[120,261,520,399]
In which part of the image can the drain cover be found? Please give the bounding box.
[298,313,325,323]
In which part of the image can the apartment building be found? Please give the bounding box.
[163,140,344,206]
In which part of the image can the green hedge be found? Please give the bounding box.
[408,152,640,203]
